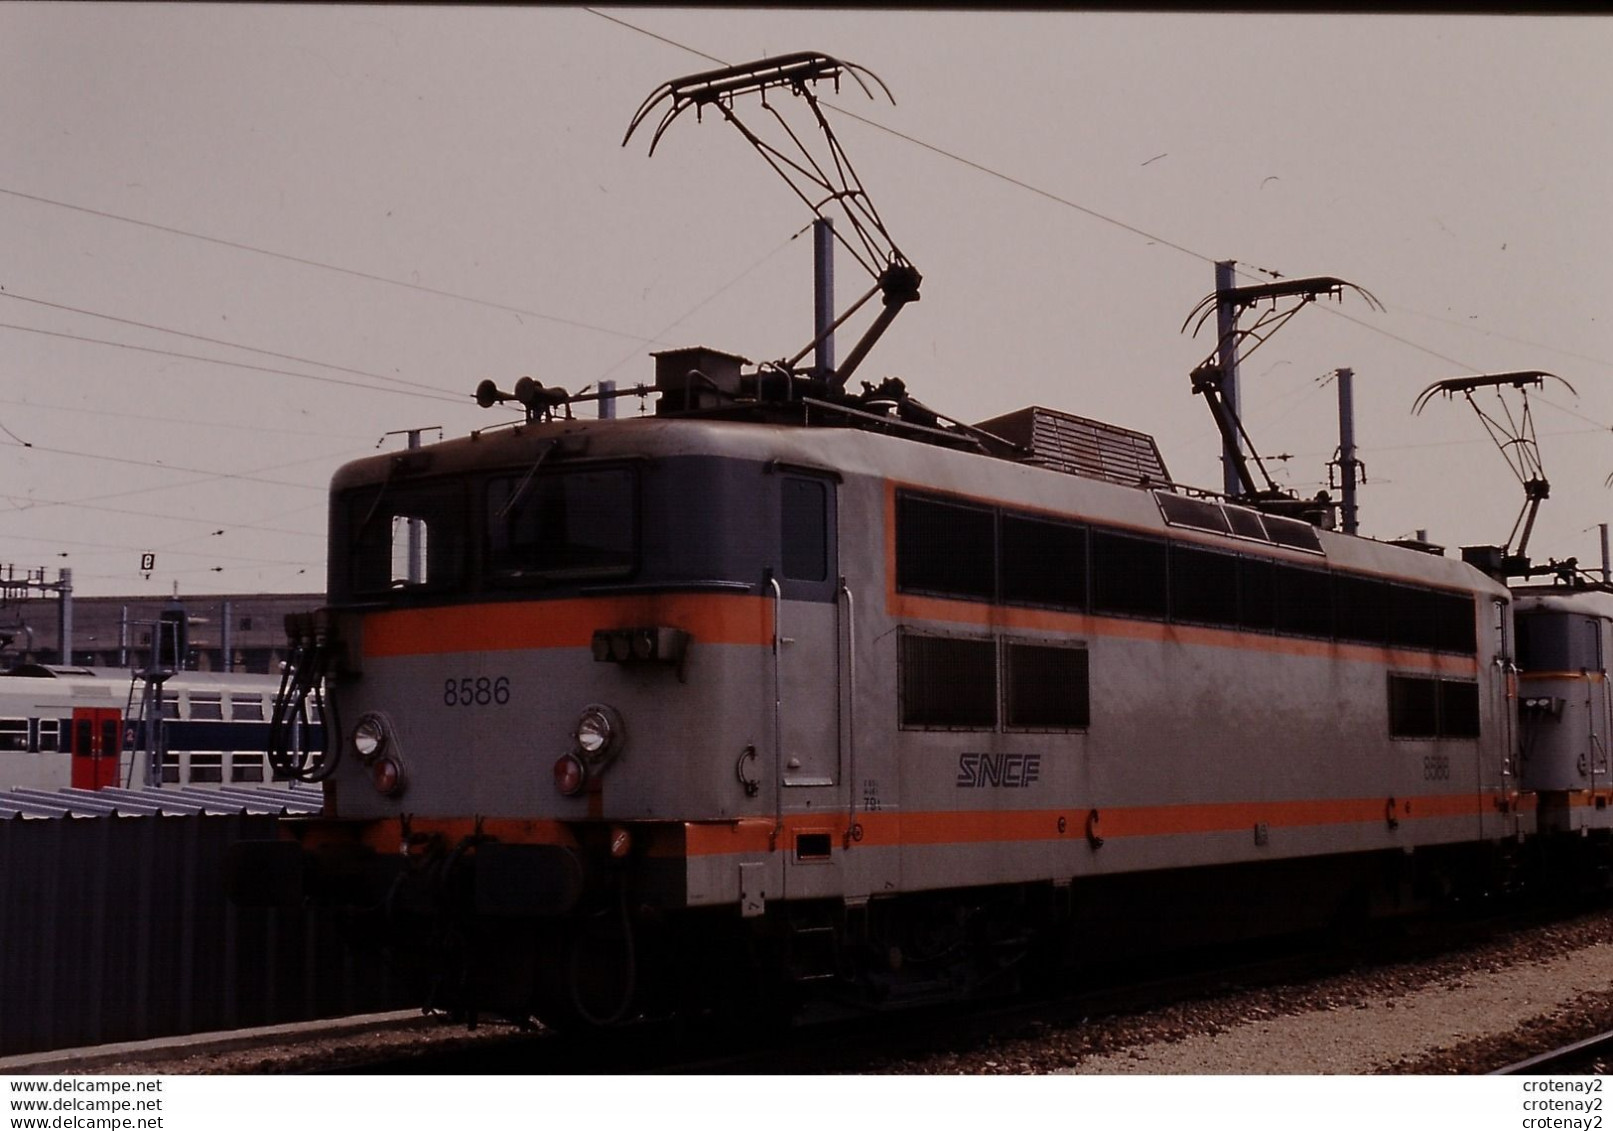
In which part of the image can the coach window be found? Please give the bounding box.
[0,719,26,752]
[190,694,223,721]
[36,718,60,753]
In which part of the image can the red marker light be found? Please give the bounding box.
[371,756,405,798]
[553,753,586,797]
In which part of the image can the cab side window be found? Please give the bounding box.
[777,474,836,600]
[781,477,828,582]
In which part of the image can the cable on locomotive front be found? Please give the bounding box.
[267,610,339,782]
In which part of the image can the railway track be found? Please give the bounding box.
[342,907,1589,1074]
[32,900,1611,1075]
[1492,1029,1613,1075]
[313,930,1360,1073]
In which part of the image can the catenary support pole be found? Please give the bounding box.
[1215,260,1242,497]
[815,218,835,377]
[57,567,72,665]
[1336,367,1359,536]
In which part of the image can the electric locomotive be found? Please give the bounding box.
[234,52,1613,1028]
[1514,589,1613,835]
[243,352,1567,1025]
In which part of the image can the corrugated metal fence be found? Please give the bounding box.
[0,789,413,1057]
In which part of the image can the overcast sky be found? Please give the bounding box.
[3,6,1610,599]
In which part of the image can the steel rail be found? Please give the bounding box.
[1490,1027,1613,1075]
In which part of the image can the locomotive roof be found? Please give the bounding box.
[332,411,1508,599]
[331,411,961,490]
[1510,586,1613,617]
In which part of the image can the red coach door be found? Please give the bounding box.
[69,707,123,790]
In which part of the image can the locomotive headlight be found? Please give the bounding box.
[351,714,387,764]
[574,703,624,762]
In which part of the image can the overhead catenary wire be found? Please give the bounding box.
[590,230,804,387]
[0,437,344,582]
[0,435,339,494]
[0,515,325,589]
[0,445,350,586]
[0,527,316,570]
[590,9,1613,427]
[8,14,1607,589]
[0,461,335,515]
[1394,305,1613,374]
[589,9,1225,271]
[0,436,357,583]
[0,184,670,348]
[0,320,468,405]
[54,564,319,594]
[0,489,330,539]
[0,288,454,400]
[0,392,372,444]
[5,238,827,421]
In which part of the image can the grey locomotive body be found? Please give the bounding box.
[235,49,1613,1026]
[241,401,1611,1024]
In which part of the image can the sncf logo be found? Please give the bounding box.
[956,752,1041,788]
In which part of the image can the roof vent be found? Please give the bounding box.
[974,406,1170,487]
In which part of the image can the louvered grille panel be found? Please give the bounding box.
[975,406,1170,487]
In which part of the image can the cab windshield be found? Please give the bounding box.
[342,480,469,596]
[485,467,636,583]
[334,467,638,600]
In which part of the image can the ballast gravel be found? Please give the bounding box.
[875,910,1613,1075]
[1066,943,1613,1074]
